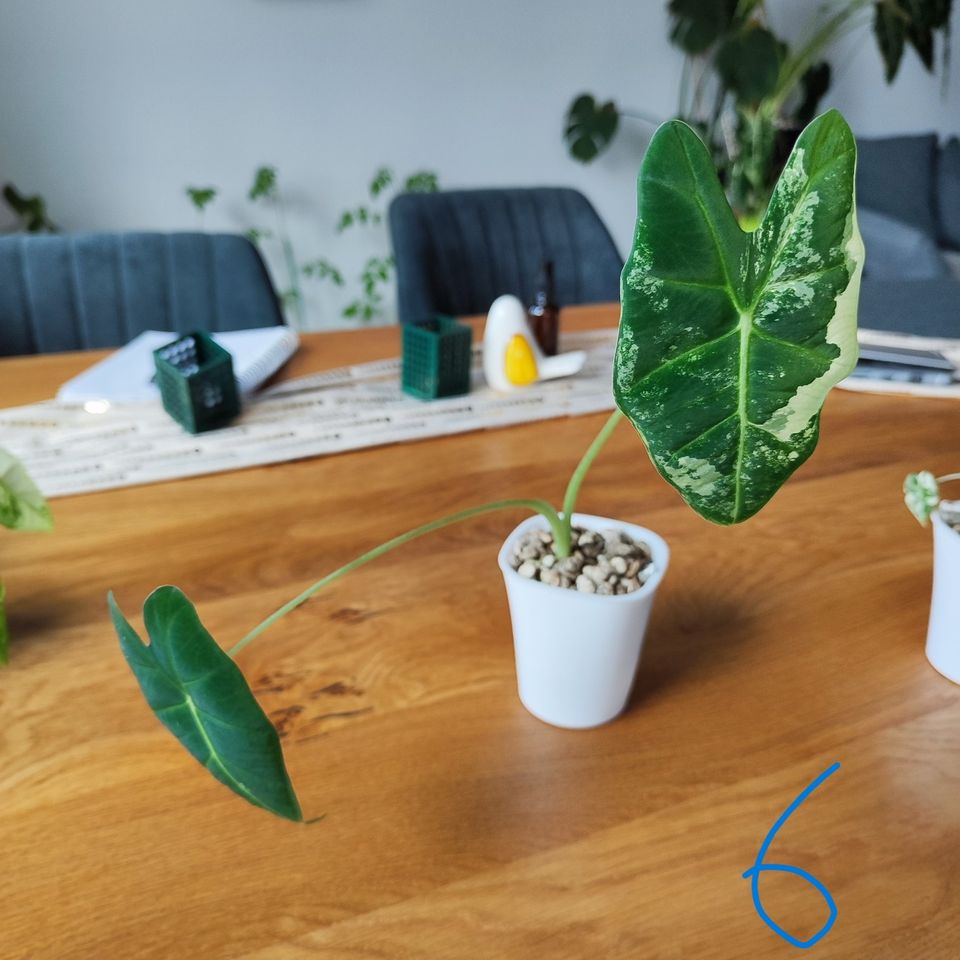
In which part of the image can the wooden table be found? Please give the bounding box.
[1,305,958,959]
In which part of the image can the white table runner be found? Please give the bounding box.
[1,331,618,499]
[3,327,957,500]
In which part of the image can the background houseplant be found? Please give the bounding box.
[0,448,53,664]
[1,183,56,232]
[111,109,863,821]
[565,0,953,223]
[186,165,439,328]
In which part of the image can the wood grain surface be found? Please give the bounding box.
[1,305,958,959]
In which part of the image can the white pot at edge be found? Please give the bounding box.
[927,511,960,683]
[497,512,669,729]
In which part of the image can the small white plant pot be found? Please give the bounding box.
[497,512,670,729]
[926,511,960,683]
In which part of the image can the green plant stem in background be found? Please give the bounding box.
[228,498,565,658]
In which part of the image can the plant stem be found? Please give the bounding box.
[557,409,625,557]
[273,196,305,330]
[229,498,564,657]
[618,108,664,126]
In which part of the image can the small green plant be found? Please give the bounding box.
[0,448,53,664]
[332,167,439,322]
[184,165,438,327]
[904,471,960,526]
[2,183,57,233]
[185,187,217,226]
[122,111,862,820]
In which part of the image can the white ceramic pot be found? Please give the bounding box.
[497,512,669,729]
[926,511,960,683]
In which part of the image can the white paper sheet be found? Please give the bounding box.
[56,327,300,404]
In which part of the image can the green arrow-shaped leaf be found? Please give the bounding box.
[109,587,303,821]
[615,110,863,524]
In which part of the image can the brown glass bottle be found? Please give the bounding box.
[527,260,559,356]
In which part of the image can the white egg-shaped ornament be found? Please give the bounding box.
[482,294,587,393]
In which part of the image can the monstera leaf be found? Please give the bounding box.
[0,448,52,532]
[109,587,303,821]
[564,94,620,162]
[615,110,863,524]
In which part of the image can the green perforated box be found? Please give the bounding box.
[402,316,472,400]
[153,332,240,434]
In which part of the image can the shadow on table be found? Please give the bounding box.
[627,587,757,710]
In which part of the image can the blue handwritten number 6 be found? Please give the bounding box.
[743,762,840,949]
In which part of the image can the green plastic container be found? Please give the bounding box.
[402,316,473,400]
[153,332,240,434]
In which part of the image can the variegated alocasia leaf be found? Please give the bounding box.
[0,447,52,532]
[615,110,863,524]
[109,587,303,821]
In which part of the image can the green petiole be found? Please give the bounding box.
[230,409,626,657]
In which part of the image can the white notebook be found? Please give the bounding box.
[57,327,300,404]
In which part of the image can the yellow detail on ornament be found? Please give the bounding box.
[504,334,539,386]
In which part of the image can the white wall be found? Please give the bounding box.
[1,0,957,328]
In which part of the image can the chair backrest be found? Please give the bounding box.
[388,187,622,325]
[0,232,284,356]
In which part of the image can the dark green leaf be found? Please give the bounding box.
[0,448,52,532]
[564,94,620,163]
[302,258,344,285]
[907,20,935,71]
[874,0,953,80]
[874,4,906,80]
[926,0,953,29]
[249,166,278,202]
[403,171,439,193]
[796,62,832,127]
[185,187,217,212]
[109,587,303,821]
[668,0,739,53]
[244,227,273,245]
[615,111,863,524]
[2,183,57,232]
[715,25,783,103]
[369,166,393,197]
[336,210,355,232]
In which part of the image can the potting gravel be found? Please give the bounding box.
[507,525,655,594]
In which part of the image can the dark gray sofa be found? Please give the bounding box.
[856,134,960,337]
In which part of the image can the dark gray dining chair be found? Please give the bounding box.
[0,232,284,356]
[388,187,623,325]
